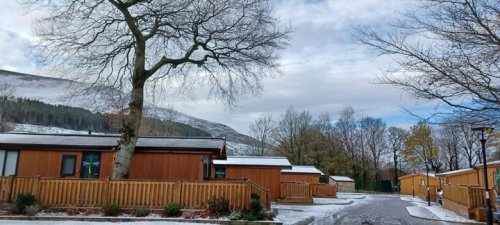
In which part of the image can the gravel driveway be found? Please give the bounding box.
[313,194,467,225]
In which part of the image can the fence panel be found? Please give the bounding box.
[469,187,494,209]
[248,180,270,209]
[0,176,9,201]
[281,182,312,199]
[312,183,336,197]
[11,177,38,200]
[109,180,177,208]
[181,181,249,210]
[442,184,471,207]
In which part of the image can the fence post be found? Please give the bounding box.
[5,176,14,202]
[103,177,111,206]
[467,187,472,208]
[175,181,182,205]
[33,176,41,198]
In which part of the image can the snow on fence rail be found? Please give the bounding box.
[0,176,269,210]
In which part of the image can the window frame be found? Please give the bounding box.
[0,149,19,176]
[60,154,77,177]
[214,167,226,179]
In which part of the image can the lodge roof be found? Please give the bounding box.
[398,172,436,180]
[213,156,292,168]
[474,160,500,168]
[281,165,324,175]
[0,133,226,153]
[329,175,354,182]
[436,168,475,177]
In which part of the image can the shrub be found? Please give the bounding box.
[102,203,121,216]
[240,212,257,221]
[14,193,36,214]
[249,198,263,216]
[133,206,151,217]
[250,193,260,200]
[25,204,41,216]
[205,196,230,217]
[163,202,181,217]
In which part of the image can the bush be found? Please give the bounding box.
[102,203,121,216]
[249,198,263,216]
[205,196,230,217]
[163,202,181,217]
[132,206,151,217]
[240,212,257,221]
[14,193,36,214]
[250,193,260,200]
[25,204,41,216]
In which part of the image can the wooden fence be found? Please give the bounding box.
[0,176,269,210]
[248,180,271,209]
[417,184,437,202]
[312,183,336,198]
[442,184,494,209]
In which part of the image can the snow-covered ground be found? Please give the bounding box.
[401,195,478,223]
[0,221,214,225]
[8,123,106,135]
[273,194,372,225]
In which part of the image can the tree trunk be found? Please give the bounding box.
[112,84,145,179]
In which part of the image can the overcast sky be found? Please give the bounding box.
[0,0,438,134]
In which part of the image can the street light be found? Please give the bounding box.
[424,160,431,207]
[472,126,494,225]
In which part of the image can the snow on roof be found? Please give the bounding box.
[330,176,354,182]
[399,172,436,179]
[474,160,500,168]
[436,168,475,176]
[0,133,225,151]
[281,165,324,175]
[213,156,291,167]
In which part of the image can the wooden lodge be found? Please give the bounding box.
[398,172,438,202]
[0,133,226,180]
[435,161,500,221]
[281,165,323,183]
[212,156,292,201]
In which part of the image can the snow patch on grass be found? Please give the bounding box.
[0,221,215,225]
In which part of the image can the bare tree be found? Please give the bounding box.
[248,113,274,156]
[359,117,387,181]
[358,0,499,125]
[25,0,290,178]
[387,126,408,185]
[438,125,461,171]
[334,106,360,187]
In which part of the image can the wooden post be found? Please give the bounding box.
[33,176,41,198]
[246,180,251,210]
[103,177,111,206]
[174,180,182,205]
[5,176,14,202]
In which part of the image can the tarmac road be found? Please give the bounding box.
[312,194,467,225]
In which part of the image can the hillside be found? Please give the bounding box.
[0,69,254,155]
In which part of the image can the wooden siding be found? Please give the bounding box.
[477,165,500,189]
[17,149,219,181]
[281,173,320,184]
[439,170,480,186]
[399,174,439,195]
[222,166,282,200]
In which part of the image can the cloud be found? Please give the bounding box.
[0,0,436,136]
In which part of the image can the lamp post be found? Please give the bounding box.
[425,161,431,206]
[472,126,494,225]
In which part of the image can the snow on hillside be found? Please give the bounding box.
[0,69,254,155]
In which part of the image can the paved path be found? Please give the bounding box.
[313,194,466,225]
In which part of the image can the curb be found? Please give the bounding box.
[291,216,314,225]
[405,207,485,225]
[0,215,283,225]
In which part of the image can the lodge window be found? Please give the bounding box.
[60,155,77,177]
[0,150,19,176]
[215,167,225,179]
[202,155,211,180]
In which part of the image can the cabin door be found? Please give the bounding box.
[81,152,101,179]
